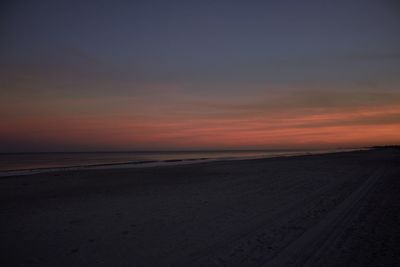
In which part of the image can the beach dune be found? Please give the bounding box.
[1,148,399,266]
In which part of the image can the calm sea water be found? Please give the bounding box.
[0,149,353,172]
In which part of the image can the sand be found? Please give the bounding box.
[1,148,399,266]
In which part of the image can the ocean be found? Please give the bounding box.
[0,149,355,174]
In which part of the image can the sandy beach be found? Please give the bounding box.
[1,148,399,266]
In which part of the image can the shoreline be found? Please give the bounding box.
[0,148,362,177]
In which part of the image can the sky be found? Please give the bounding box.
[1,0,400,152]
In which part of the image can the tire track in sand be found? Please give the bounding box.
[266,168,384,267]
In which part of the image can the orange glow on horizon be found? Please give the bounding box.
[1,104,400,151]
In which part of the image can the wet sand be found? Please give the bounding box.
[1,148,399,266]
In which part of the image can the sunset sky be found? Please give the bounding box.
[1,0,400,152]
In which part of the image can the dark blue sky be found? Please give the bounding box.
[2,0,399,89]
[1,0,400,151]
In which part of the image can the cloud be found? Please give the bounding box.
[346,52,400,62]
[186,88,400,119]
[64,45,104,66]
